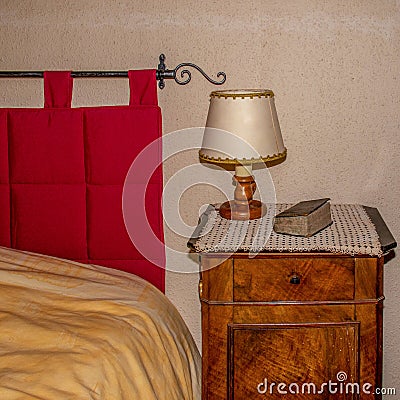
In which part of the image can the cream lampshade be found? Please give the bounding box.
[199,89,287,220]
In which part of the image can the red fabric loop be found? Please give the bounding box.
[44,71,73,108]
[129,70,158,106]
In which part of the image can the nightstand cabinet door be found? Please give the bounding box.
[228,322,359,399]
[200,254,383,400]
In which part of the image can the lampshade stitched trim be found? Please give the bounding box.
[199,147,287,165]
[210,90,274,99]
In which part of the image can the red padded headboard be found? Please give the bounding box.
[0,70,165,291]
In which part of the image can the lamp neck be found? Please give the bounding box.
[235,164,253,177]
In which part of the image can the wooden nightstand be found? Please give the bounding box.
[188,205,396,400]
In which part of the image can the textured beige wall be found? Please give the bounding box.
[1,0,399,389]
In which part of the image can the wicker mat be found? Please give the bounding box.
[193,204,382,257]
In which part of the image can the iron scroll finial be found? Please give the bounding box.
[156,54,226,89]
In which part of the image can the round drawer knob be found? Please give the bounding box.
[290,275,301,285]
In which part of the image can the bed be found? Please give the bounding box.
[0,69,201,398]
[0,247,201,399]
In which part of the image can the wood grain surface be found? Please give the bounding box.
[200,253,383,399]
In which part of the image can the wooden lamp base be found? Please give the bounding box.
[219,199,266,220]
[219,167,267,220]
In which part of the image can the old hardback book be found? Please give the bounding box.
[273,198,332,237]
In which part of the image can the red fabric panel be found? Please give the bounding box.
[11,184,87,259]
[145,183,164,242]
[0,185,10,247]
[84,106,161,184]
[44,71,73,108]
[0,110,10,246]
[8,110,84,183]
[87,185,142,259]
[87,183,164,260]
[0,110,8,183]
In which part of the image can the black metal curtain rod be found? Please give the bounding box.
[0,54,226,90]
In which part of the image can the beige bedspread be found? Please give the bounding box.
[0,247,201,399]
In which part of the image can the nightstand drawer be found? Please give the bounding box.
[234,257,355,301]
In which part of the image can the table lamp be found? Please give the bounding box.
[199,89,287,220]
